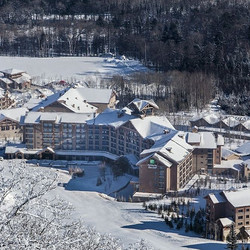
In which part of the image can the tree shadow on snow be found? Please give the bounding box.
[122,220,202,238]
[183,242,228,250]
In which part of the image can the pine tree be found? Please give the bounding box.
[227,224,238,250]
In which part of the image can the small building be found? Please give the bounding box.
[0,107,28,143]
[0,69,31,90]
[205,189,250,241]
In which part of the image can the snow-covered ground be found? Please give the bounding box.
[0,56,148,86]
[0,159,242,249]
[33,162,226,250]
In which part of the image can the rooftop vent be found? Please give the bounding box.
[163,129,170,134]
[166,147,172,152]
[178,133,184,138]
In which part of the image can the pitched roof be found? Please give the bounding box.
[31,87,113,113]
[130,116,175,139]
[87,108,136,128]
[128,98,159,112]
[141,132,193,164]
[0,108,28,122]
[235,142,250,155]
[136,152,173,168]
[207,193,227,204]
[222,117,240,128]
[0,68,25,75]
[222,189,250,208]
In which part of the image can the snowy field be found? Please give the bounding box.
[0,56,148,85]
[36,162,227,250]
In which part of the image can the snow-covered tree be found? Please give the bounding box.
[0,160,150,250]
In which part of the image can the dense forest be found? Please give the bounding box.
[0,0,249,114]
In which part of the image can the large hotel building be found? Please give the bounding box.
[5,86,223,192]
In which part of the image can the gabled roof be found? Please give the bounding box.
[130,116,175,139]
[235,142,250,155]
[243,120,250,130]
[136,152,172,168]
[0,108,28,123]
[31,87,113,113]
[0,68,25,75]
[217,218,234,227]
[203,113,221,125]
[127,98,159,113]
[141,131,193,164]
[222,117,240,128]
[206,193,226,204]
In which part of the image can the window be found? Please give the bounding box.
[238,222,243,225]
[247,222,249,225]
[238,209,243,213]
[238,216,243,219]
[246,209,250,212]
[246,215,249,218]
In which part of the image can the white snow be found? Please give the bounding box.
[0,56,148,85]
[223,189,250,208]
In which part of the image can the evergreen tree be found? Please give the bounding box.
[227,224,238,250]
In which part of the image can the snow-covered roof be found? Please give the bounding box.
[207,193,226,204]
[186,133,200,144]
[222,117,240,128]
[243,120,250,130]
[186,132,217,149]
[0,68,25,75]
[141,132,193,164]
[0,77,12,84]
[136,152,173,168]
[128,98,159,112]
[130,116,175,139]
[60,87,114,104]
[218,217,234,227]
[32,87,112,113]
[87,108,135,128]
[0,107,28,122]
[23,98,43,110]
[5,144,38,154]
[217,134,224,146]
[223,189,250,208]
[13,74,31,84]
[222,147,238,159]
[235,142,250,155]
[213,160,243,171]
[203,113,220,125]
[24,112,92,124]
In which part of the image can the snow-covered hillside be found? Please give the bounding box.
[0,56,148,86]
